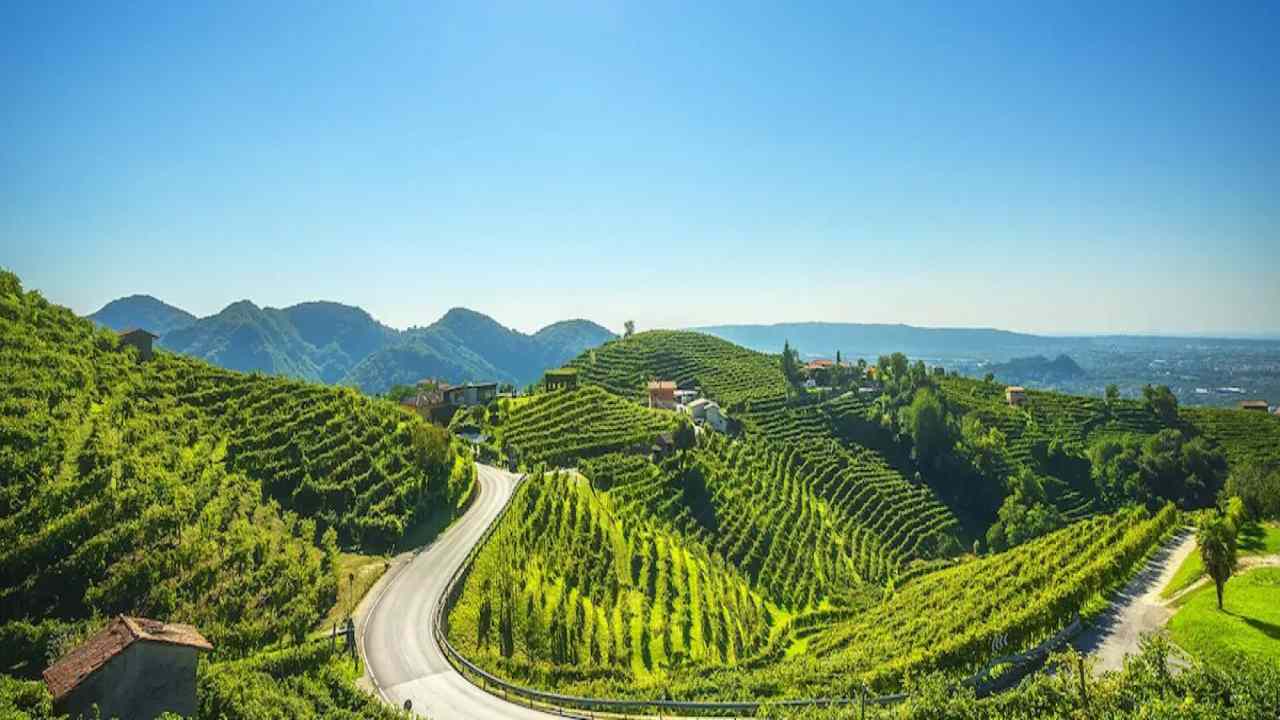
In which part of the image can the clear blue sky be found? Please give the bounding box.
[3,1,1277,336]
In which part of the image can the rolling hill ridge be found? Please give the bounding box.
[88,295,615,392]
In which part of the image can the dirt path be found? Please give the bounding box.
[1072,528,1197,674]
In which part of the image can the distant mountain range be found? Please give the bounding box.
[87,296,615,393]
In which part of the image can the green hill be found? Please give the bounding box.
[0,270,466,716]
[88,294,197,335]
[563,331,1280,543]
[89,293,616,393]
[567,330,789,410]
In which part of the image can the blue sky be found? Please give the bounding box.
[3,1,1277,335]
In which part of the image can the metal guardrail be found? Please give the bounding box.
[429,467,1083,717]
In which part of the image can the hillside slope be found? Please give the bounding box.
[0,270,467,716]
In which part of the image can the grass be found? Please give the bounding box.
[316,552,390,630]
[1167,567,1280,670]
[1160,521,1280,599]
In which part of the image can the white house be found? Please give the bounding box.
[686,398,727,432]
[674,389,699,406]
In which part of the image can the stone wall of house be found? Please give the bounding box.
[57,642,199,720]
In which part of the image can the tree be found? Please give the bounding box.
[1105,384,1120,405]
[1197,514,1237,610]
[673,417,695,452]
[1088,434,1145,509]
[623,320,635,338]
[986,468,1064,551]
[781,340,801,386]
[901,388,949,467]
[1142,384,1178,424]
[1224,461,1280,521]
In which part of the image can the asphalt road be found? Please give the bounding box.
[360,463,562,719]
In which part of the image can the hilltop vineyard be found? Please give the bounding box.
[567,331,790,411]
[498,385,676,466]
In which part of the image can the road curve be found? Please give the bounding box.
[361,463,560,719]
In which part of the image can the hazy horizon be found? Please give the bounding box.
[52,284,1278,342]
[5,2,1278,337]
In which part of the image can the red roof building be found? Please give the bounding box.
[647,380,677,409]
[44,616,212,720]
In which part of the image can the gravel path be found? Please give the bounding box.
[1072,528,1197,674]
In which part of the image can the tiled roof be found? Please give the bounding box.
[647,380,676,390]
[43,616,212,701]
[1006,386,1026,393]
[118,327,158,339]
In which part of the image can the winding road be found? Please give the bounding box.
[359,463,560,719]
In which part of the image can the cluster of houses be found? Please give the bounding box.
[800,358,881,393]
[647,380,728,432]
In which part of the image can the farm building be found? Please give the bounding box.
[118,328,158,361]
[43,615,212,720]
[1239,399,1269,412]
[648,380,677,410]
[446,383,498,407]
[1006,386,1027,407]
[686,397,727,432]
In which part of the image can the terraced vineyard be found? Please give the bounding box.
[567,330,789,411]
[448,470,775,694]
[144,359,473,549]
[0,271,464,716]
[938,375,1280,483]
[449,470,1178,701]
[1181,404,1280,469]
[687,434,959,595]
[499,385,677,466]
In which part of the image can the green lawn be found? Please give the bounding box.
[1168,567,1280,669]
[1161,521,1280,599]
